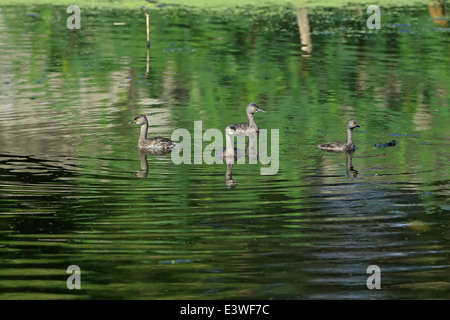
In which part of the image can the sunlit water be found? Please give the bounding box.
[0,4,449,299]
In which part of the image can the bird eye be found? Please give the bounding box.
[253,107,256,110]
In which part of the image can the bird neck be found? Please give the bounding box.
[139,121,148,142]
[225,133,235,162]
[346,127,354,147]
[246,112,257,128]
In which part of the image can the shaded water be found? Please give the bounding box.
[0,3,449,299]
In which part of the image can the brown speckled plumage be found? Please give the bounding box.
[225,102,265,136]
[317,120,360,152]
[129,115,178,152]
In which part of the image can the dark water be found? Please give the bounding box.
[0,4,449,299]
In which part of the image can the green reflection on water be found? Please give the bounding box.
[0,3,449,300]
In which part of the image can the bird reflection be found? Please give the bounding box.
[215,147,242,189]
[132,148,173,178]
[345,150,358,179]
[225,163,238,188]
[216,132,261,188]
[319,149,358,179]
[215,130,247,188]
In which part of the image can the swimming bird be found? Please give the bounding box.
[317,120,361,152]
[225,102,265,136]
[129,114,178,152]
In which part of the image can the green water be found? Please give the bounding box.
[0,3,449,299]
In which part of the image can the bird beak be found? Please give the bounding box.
[356,124,361,127]
[257,108,265,113]
[129,120,137,124]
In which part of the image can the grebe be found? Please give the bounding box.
[129,115,178,152]
[225,102,265,136]
[317,120,360,152]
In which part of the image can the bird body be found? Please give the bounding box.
[224,102,265,157]
[129,115,178,152]
[225,102,265,136]
[317,120,360,152]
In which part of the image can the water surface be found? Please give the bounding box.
[0,4,449,299]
